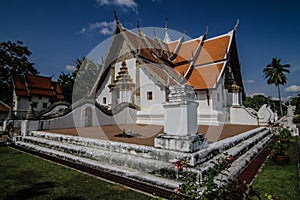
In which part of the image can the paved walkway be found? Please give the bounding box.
[46,124,259,146]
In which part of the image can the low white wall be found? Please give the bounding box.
[230,106,258,125]
[20,103,137,135]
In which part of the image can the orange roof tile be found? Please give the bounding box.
[167,41,179,52]
[173,39,200,64]
[194,35,230,66]
[187,63,224,90]
[174,63,190,77]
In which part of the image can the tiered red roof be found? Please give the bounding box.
[13,74,63,99]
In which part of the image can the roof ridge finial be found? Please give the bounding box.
[165,17,168,31]
[234,19,239,31]
[204,26,208,37]
[137,20,144,37]
[114,9,119,24]
[153,29,159,40]
[163,18,171,43]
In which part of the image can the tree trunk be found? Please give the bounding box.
[277,85,283,116]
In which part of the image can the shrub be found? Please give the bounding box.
[293,114,300,123]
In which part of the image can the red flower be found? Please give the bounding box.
[177,165,183,171]
[226,155,234,162]
[175,160,183,171]
[174,187,180,194]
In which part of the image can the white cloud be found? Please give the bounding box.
[250,92,267,97]
[97,0,137,11]
[246,80,255,83]
[270,96,279,101]
[80,20,116,35]
[65,65,76,71]
[284,85,300,93]
[291,65,300,73]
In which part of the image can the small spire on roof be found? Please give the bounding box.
[163,18,171,43]
[164,18,168,31]
[114,9,119,24]
[234,19,239,31]
[153,29,159,40]
[204,26,208,37]
[137,20,144,37]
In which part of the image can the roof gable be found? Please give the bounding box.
[13,74,63,99]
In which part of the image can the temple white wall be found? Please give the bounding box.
[136,65,166,125]
[95,59,241,126]
[96,71,111,107]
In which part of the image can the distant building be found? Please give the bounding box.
[0,100,10,123]
[12,74,63,118]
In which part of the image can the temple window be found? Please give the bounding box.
[147,91,153,100]
[103,97,107,104]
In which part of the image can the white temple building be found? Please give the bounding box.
[94,17,246,126]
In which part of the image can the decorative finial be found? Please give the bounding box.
[114,9,119,24]
[137,20,143,37]
[234,19,239,31]
[165,17,168,31]
[153,29,159,40]
[204,26,208,37]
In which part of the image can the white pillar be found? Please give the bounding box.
[232,92,240,106]
[154,84,207,152]
[231,83,240,107]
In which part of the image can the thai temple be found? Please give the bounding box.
[95,15,244,126]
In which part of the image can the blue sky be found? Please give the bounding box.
[1,0,300,99]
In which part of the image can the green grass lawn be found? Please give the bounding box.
[252,137,300,200]
[0,145,152,200]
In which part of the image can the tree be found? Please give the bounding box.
[0,41,38,105]
[244,94,271,111]
[57,58,81,103]
[263,58,290,116]
[58,57,100,103]
[291,94,300,114]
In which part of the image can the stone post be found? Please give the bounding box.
[232,83,240,107]
[154,84,207,152]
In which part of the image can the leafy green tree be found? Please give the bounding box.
[291,94,300,114]
[263,58,290,116]
[57,58,81,103]
[244,94,271,111]
[0,41,38,105]
[58,57,100,103]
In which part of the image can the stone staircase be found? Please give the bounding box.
[15,126,272,190]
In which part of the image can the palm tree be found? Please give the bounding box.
[263,58,290,116]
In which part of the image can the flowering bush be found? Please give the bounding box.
[271,140,288,156]
[174,153,235,199]
[278,127,292,143]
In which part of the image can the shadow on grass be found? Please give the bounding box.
[7,181,55,200]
